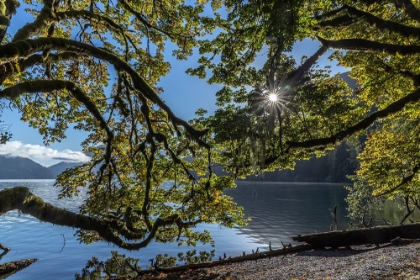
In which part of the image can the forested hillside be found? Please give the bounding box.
[262,142,358,183]
[0,155,54,179]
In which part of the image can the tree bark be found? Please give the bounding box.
[292,223,420,248]
[0,186,180,250]
[0,258,38,277]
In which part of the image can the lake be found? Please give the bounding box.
[0,179,408,279]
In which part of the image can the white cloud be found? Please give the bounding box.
[0,141,90,163]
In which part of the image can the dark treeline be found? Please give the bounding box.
[256,142,358,183]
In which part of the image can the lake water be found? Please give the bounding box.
[0,180,408,279]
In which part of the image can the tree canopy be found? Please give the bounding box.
[0,0,247,252]
[191,0,420,220]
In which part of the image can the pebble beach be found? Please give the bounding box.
[141,243,420,279]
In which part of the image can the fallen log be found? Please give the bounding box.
[292,222,420,248]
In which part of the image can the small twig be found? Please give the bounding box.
[330,205,338,230]
[383,219,393,226]
[0,244,10,252]
[400,196,414,225]
[362,214,372,228]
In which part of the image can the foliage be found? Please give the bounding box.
[191,0,420,221]
[0,0,248,257]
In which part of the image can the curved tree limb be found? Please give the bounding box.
[0,80,114,170]
[0,0,18,43]
[314,4,420,38]
[316,36,420,55]
[286,45,328,85]
[0,187,197,251]
[314,14,356,30]
[12,0,54,42]
[396,0,420,22]
[118,0,176,39]
[0,80,112,137]
[374,163,420,197]
[286,86,420,149]
[339,5,420,38]
[0,37,209,146]
[0,52,80,84]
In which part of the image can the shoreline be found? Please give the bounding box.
[141,243,420,279]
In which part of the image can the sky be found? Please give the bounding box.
[0,4,346,167]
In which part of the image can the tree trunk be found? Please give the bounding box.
[292,223,420,248]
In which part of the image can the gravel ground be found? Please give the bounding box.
[141,243,420,279]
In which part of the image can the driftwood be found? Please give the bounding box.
[0,243,38,278]
[292,222,420,248]
[140,244,310,274]
[0,258,38,277]
[391,236,420,246]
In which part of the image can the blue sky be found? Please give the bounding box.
[0,5,346,167]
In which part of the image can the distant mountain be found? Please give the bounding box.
[48,161,83,177]
[340,72,358,89]
[0,155,54,179]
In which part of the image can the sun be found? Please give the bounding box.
[268,93,278,102]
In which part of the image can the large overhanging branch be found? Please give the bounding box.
[314,14,356,30]
[0,187,194,251]
[286,86,420,149]
[0,0,18,43]
[319,5,420,38]
[0,80,111,137]
[118,0,177,39]
[0,80,114,168]
[12,0,53,42]
[0,52,79,84]
[0,37,208,146]
[316,36,420,55]
[285,45,328,86]
[374,164,420,197]
[395,0,420,22]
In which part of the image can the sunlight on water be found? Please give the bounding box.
[3,179,403,279]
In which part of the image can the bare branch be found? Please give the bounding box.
[400,196,414,224]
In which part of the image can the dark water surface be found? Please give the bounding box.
[0,180,393,279]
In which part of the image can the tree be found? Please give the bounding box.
[191,0,420,221]
[0,0,247,260]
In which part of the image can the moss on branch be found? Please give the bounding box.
[0,187,191,251]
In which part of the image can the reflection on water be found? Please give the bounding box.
[226,181,351,248]
[0,180,258,279]
[0,180,417,279]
